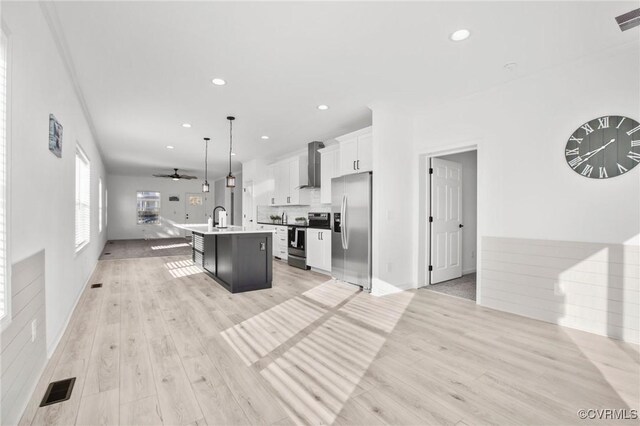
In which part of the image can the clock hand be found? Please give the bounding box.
[577,139,616,165]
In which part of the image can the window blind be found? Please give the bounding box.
[0,31,7,319]
[75,147,91,251]
[98,178,103,233]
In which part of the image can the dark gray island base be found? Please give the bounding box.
[191,230,273,293]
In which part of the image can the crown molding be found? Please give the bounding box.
[38,1,106,165]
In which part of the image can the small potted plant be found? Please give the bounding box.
[270,215,281,224]
[295,217,307,225]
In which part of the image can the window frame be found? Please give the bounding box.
[136,191,161,225]
[75,144,91,253]
[98,177,103,233]
[0,26,11,329]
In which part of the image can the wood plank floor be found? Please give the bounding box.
[19,252,639,425]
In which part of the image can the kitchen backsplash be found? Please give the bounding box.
[257,188,330,224]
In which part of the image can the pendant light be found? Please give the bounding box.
[226,116,236,188]
[202,137,210,193]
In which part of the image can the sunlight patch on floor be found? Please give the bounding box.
[563,328,640,407]
[165,259,202,278]
[151,242,191,250]
[302,279,359,307]
[261,316,386,425]
[339,290,415,333]
[221,297,326,365]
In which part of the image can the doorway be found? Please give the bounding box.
[243,181,254,227]
[427,149,477,301]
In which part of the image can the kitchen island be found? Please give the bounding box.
[176,224,274,293]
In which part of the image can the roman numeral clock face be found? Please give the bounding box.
[565,115,640,179]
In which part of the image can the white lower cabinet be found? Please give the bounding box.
[306,228,331,272]
[275,226,288,260]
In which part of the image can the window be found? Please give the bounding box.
[75,146,91,251]
[98,178,103,233]
[0,29,8,321]
[137,191,160,224]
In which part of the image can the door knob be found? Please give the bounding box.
[459,224,464,228]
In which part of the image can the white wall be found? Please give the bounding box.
[437,150,477,275]
[370,105,419,296]
[372,42,639,341]
[2,2,108,423]
[107,174,215,240]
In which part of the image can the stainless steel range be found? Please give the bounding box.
[287,226,309,270]
[287,212,331,270]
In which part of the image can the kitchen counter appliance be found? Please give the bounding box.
[331,172,372,291]
[288,226,310,270]
[308,212,331,229]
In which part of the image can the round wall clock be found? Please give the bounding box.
[565,115,640,179]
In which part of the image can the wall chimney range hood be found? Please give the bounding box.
[299,141,325,189]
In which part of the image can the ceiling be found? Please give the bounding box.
[49,1,639,179]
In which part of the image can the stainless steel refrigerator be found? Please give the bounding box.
[331,172,372,291]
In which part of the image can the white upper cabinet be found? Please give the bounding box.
[268,155,309,206]
[337,127,373,176]
[319,145,340,204]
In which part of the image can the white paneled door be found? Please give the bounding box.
[430,158,463,284]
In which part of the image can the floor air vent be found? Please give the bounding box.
[104,252,111,255]
[91,283,103,288]
[616,8,640,31]
[40,378,76,407]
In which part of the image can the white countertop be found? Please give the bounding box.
[175,223,276,235]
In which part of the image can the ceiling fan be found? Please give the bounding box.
[152,168,197,181]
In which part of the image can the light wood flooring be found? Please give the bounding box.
[19,252,639,425]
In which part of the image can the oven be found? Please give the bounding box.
[288,226,309,270]
[308,212,331,229]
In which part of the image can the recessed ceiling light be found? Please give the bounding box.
[317,104,329,110]
[166,145,175,149]
[211,78,226,86]
[261,135,269,140]
[450,29,471,42]
[182,123,191,128]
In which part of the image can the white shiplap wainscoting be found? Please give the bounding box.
[1,251,47,425]
[481,237,640,343]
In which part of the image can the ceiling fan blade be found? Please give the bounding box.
[152,174,171,178]
[180,175,198,180]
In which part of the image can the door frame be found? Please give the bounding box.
[419,142,480,301]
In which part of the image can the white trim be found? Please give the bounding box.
[75,143,91,253]
[0,25,11,330]
[45,251,100,357]
[335,126,372,142]
[419,141,481,303]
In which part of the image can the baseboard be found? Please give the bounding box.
[371,278,414,297]
[46,258,98,358]
[462,268,477,275]
[309,267,331,277]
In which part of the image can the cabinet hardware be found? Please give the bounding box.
[353,160,356,170]
[429,265,433,271]
[459,224,464,228]
[357,160,360,170]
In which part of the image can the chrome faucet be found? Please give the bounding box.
[213,205,226,226]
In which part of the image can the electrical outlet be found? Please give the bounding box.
[31,319,37,342]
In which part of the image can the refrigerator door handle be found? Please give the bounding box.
[343,195,348,250]
[341,195,347,250]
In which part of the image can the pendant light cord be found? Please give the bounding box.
[229,119,233,175]
[204,139,208,182]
